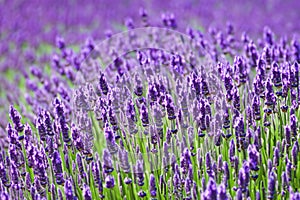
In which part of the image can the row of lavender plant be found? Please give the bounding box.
[0,12,300,200]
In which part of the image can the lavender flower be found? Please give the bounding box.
[268,174,276,199]
[83,184,92,200]
[52,151,64,185]
[119,149,130,173]
[64,180,74,200]
[36,116,47,141]
[248,144,260,171]
[202,178,217,200]
[135,160,144,186]
[9,105,24,132]
[140,104,149,127]
[149,174,157,197]
[218,183,228,200]
[102,149,113,173]
[104,125,118,154]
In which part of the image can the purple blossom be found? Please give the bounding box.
[104,125,118,154]
[64,180,74,200]
[119,149,130,173]
[268,173,276,199]
[248,144,259,171]
[52,151,64,185]
[149,174,157,197]
[102,149,114,174]
[105,175,115,189]
[83,184,92,200]
[135,160,144,186]
[202,178,217,200]
[9,105,24,132]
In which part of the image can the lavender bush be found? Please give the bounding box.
[0,1,300,199]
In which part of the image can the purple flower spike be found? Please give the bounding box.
[166,94,176,120]
[11,163,20,190]
[0,162,10,187]
[149,174,157,197]
[229,139,235,163]
[205,152,214,178]
[135,160,144,186]
[292,143,298,166]
[9,105,24,132]
[52,151,64,185]
[290,114,297,138]
[265,79,276,109]
[54,98,71,145]
[76,153,85,178]
[218,183,228,200]
[103,149,114,174]
[223,161,230,182]
[263,27,274,46]
[6,123,20,146]
[64,180,74,200]
[134,74,143,96]
[202,178,217,200]
[140,104,149,127]
[119,149,130,173]
[173,172,181,196]
[43,111,53,136]
[272,62,282,87]
[285,126,291,147]
[252,96,261,120]
[235,116,246,150]
[248,144,260,171]
[104,125,118,154]
[71,124,83,150]
[268,174,276,199]
[273,147,280,166]
[36,116,47,141]
[83,184,92,200]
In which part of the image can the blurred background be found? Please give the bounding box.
[1,0,299,47]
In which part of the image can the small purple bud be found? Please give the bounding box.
[105,175,115,189]
[137,190,147,198]
[56,36,65,49]
[124,177,132,185]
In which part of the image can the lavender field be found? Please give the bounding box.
[0,0,300,199]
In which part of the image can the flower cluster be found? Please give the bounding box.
[0,4,300,200]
